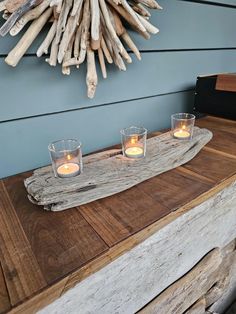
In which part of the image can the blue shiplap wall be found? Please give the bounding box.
[1,0,236,178]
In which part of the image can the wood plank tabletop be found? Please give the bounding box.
[1,115,236,313]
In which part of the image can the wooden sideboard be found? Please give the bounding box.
[0,116,236,314]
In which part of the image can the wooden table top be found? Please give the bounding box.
[1,116,236,314]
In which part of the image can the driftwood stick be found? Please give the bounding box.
[91,30,101,50]
[130,2,150,17]
[73,23,82,58]
[107,0,150,39]
[37,18,57,56]
[10,0,51,36]
[0,0,42,36]
[98,47,107,78]
[55,0,66,43]
[5,0,26,12]
[55,5,64,42]
[134,0,162,9]
[45,35,58,66]
[121,31,141,60]
[71,0,82,16]
[90,0,99,42]
[111,0,120,4]
[5,7,52,66]
[109,6,124,36]
[101,36,113,63]
[120,0,146,33]
[62,34,74,74]
[61,0,73,31]
[25,127,212,211]
[78,0,90,64]
[55,0,62,12]
[62,57,80,66]
[108,8,132,62]
[57,3,81,63]
[99,0,124,54]
[136,13,159,34]
[86,46,97,98]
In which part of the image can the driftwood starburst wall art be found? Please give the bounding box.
[0,0,161,98]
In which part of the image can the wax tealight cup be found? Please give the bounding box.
[171,113,195,140]
[48,139,83,178]
[120,126,147,159]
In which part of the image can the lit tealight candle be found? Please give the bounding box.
[173,129,191,139]
[125,146,144,158]
[57,163,80,178]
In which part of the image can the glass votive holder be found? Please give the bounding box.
[120,126,147,159]
[171,113,195,140]
[48,139,83,178]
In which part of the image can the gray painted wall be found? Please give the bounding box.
[0,0,236,178]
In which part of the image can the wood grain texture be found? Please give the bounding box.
[25,127,212,211]
[140,241,236,314]
[139,249,222,314]
[9,278,68,314]
[0,262,11,314]
[3,173,109,285]
[0,181,47,306]
[208,250,236,314]
[196,116,236,157]
[79,168,213,247]
[79,185,170,246]
[183,149,236,183]
[185,298,206,314]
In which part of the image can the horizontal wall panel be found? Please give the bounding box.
[0,90,194,178]
[1,0,236,55]
[1,49,236,122]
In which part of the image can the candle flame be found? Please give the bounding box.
[67,154,72,161]
[64,164,69,169]
[131,136,138,145]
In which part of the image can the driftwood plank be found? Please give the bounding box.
[185,298,206,314]
[25,127,212,211]
[139,241,236,314]
[208,249,236,314]
[139,249,222,314]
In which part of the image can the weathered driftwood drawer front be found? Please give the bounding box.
[139,241,236,314]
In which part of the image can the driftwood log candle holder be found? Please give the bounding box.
[25,127,213,211]
[0,0,161,98]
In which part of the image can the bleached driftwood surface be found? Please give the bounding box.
[25,127,212,211]
[139,241,236,313]
[38,177,236,314]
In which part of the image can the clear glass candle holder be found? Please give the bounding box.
[171,113,195,140]
[48,139,83,178]
[120,126,147,159]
